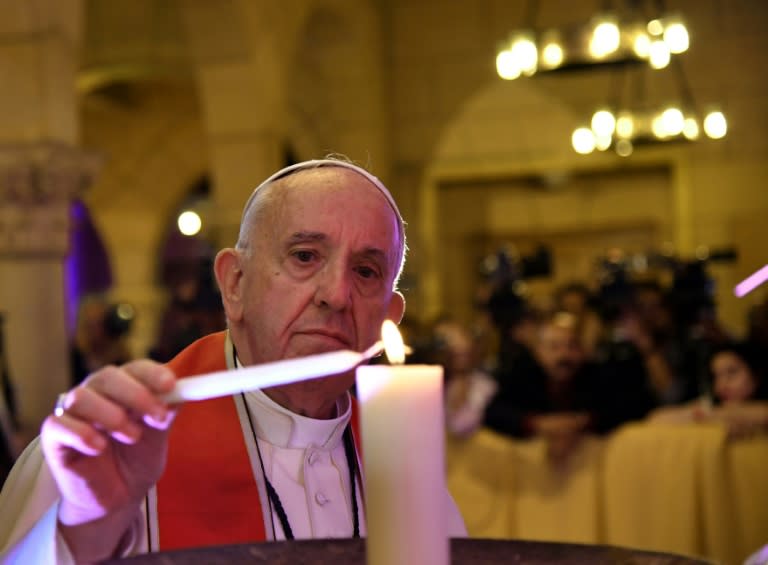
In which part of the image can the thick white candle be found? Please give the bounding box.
[163,342,382,403]
[356,363,448,565]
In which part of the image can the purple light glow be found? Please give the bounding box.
[734,264,768,298]
[64,200,113,335]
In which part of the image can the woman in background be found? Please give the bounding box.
[648,341,768,438]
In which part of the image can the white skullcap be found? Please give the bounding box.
[240,158,404,234]
[238,158,407,283]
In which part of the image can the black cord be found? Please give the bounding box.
[263,472,295,540]
[343,426,361,538]
[241,393,360,540]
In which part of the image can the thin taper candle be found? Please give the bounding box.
[163,341,383,403]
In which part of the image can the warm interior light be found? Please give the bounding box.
[381,320,406,365]
[683,117,700,139]
[651,114,667,138]
[595,134,612,151]
[664,21,689,53]
[572,128,596,154]
[648,39,671,68]
[591,109,616,137]
[615,139,633,157]
[660,107,685,136]
[633,33,651,58]
[496,49,520,80]
[647,19,664,36]
[511,33,538,76]
[704,111,727,139]
[589,18,621,59]
[178,210,202,236]
[541,42,564,68]
[615,113,635,138]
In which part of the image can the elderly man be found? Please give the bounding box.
[484,312,601,463]
[0,158,467,563]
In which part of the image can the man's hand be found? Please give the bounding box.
[40,360,177,562]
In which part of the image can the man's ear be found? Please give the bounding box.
[387,290,406,324]
[214,248,244,323]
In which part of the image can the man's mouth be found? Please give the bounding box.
[296,331,351,349]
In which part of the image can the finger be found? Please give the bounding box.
[62,386,144,444]
[119,360,176,394]
[41,413,108,457]
[84,363,177,429]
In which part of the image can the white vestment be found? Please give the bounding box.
[0,389,466,564]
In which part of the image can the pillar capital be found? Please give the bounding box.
[0,141,100,257]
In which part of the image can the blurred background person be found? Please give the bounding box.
[649,341,768,438]
[553,281,603,359]
[148,258,226,362]
[484,312,601,465]
[70,295,134,386]
[429,319,497,438]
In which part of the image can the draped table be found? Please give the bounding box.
[102,538,714,564]
[446,424,768,565]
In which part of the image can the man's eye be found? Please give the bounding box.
[356,266,380,279]
[293,250,316,263]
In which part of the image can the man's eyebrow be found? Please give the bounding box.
[357,247,390,267]
[286,231,327,245]
[358,247,392,271]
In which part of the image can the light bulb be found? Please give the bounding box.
[615,139,633,157]
[591,109,616,137]
[511,33,538,76]
[649,40,671,69]
[660,107,684,136]
[647,19,664,36]
[496,49,521,80]
[616,113,635,138]
[703,111,727,139]
[651,114,667,138]
[664,21,689,53]
[541,42,564,68]
[178,210,202,236]
[633,33,651,58]
[589,17,621,59]
[683,117,700,140]
[595,134,613,151]
[572,127,596,154]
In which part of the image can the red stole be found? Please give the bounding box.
[155,331,361,550]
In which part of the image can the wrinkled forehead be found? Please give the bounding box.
[241,159,404,237]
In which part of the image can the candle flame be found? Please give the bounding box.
[381,319,406,364]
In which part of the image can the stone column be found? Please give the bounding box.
[179,0,293,249]
[0,142,99,431]
[0,0,86,433]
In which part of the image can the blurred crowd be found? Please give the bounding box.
[408,248,768,465]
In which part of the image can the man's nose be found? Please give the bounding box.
[314,264,352,311]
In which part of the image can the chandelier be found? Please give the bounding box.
[494,1,727,157]
[571,104,726,156]
[570,52,727,157]
[495,12,689,80]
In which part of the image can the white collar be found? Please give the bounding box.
[236,355,351,449]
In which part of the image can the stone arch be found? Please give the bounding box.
[417,79,586,320]
[432,79,583,170]
[285,0,388,171]
[418,78,680,322]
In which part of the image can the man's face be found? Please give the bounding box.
[535,323,583,383]
[225,167,404,406]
